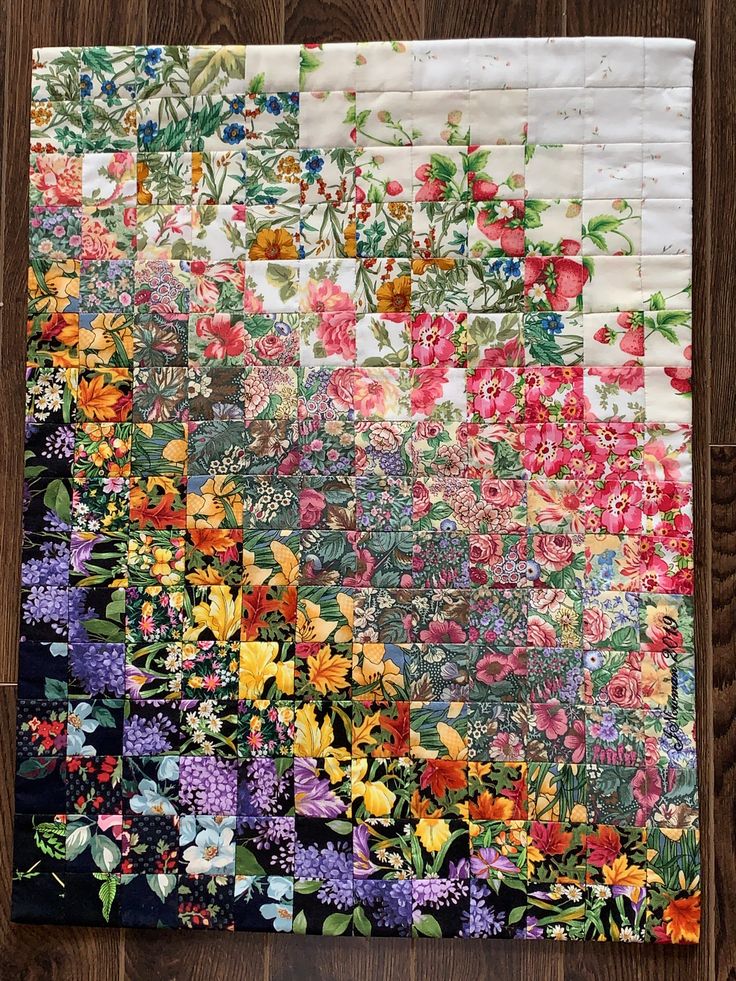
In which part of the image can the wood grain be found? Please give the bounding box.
[284,0,422,43]
[413,934,566,981]
[124,927,268,981]
[710,0,736,444]
[710,447,736,981]
[423,0,563,39]
[268,936,411,981]
[0,0,31,689]
[150,1,285,47]
[0,1,729,978]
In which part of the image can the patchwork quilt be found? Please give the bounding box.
[15,38,699,941]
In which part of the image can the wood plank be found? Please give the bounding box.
[423,0,563,38]
[149,0,284,46]
[710,447,736,981]
[710,0,736,443]
[562,945,702,981]
[268,936,410,981]
[284,0,422,44]
[564,0,703,34]
[53,0,142,43]
[0,0,33,685]
[413,936,564,981]
[124,928,267,980]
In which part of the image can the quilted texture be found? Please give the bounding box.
[14,38,699,940]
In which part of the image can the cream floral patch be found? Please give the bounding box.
[16,38,699,942]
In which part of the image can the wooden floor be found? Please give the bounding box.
[0,0,732,978]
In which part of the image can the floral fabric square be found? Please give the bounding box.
[15,38,699,943]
